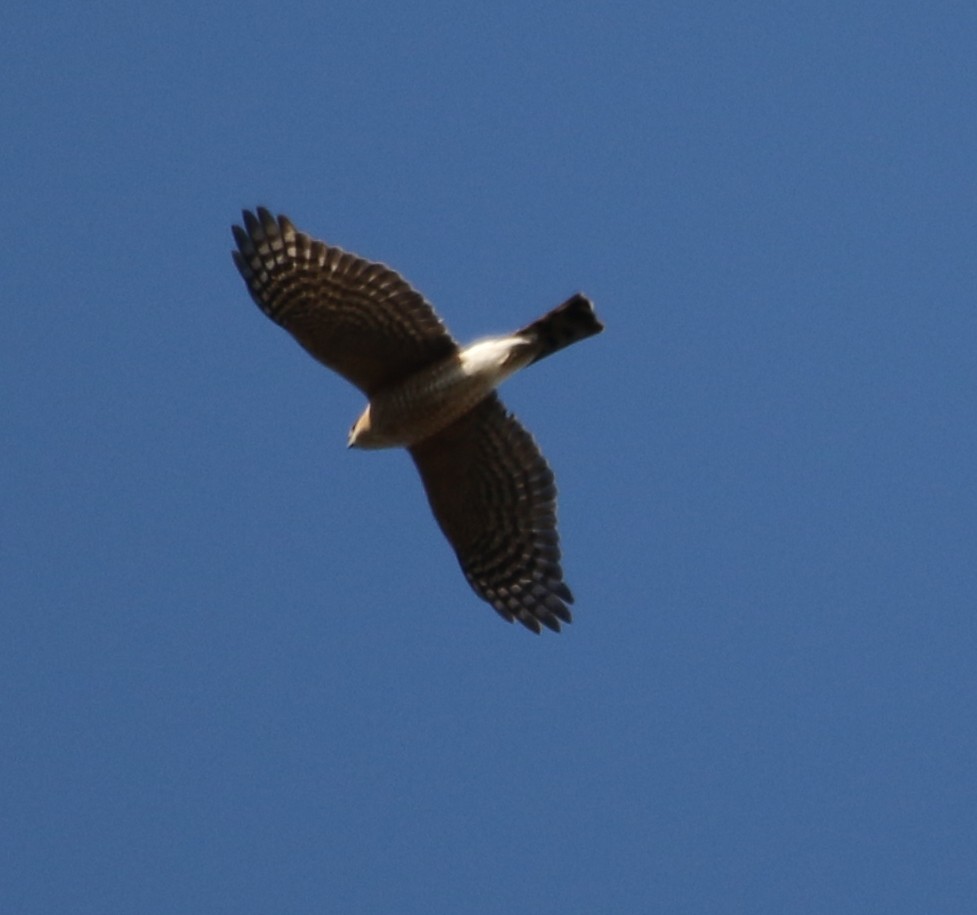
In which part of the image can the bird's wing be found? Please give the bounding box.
[409,393,574,633]
[232,208,457,395]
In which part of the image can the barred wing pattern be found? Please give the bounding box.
[232,208,457,395]
[409,394,574,633]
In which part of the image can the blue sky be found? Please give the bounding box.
[3,2,976,912]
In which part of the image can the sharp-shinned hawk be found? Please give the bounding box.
[232,208,603,633]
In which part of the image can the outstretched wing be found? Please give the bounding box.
[409,394,574,633]
[232,208,457,395]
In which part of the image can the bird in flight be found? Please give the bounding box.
[232,208,603,633]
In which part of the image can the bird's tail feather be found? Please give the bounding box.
[517,294,604,365]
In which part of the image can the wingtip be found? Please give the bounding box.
[519,614,544,634]
[257,206,278,235]
[236,206,277,237]
[231,223,250,249]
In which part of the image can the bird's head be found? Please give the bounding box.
[348,405,378,449]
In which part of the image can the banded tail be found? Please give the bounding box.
[518,294,604,366]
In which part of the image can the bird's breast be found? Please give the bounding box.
[363,336,532,448]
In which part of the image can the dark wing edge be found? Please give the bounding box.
[231,207,457,394]
[409,394,574,634]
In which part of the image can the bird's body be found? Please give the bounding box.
[232,207,603,633]
[350,336,534,449]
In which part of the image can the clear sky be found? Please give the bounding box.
[3,2,976,913]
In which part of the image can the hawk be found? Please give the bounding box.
[232,208,603,633]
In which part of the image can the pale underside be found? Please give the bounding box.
[351,337,537,449]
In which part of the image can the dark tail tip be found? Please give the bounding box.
[519,293,603,364]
